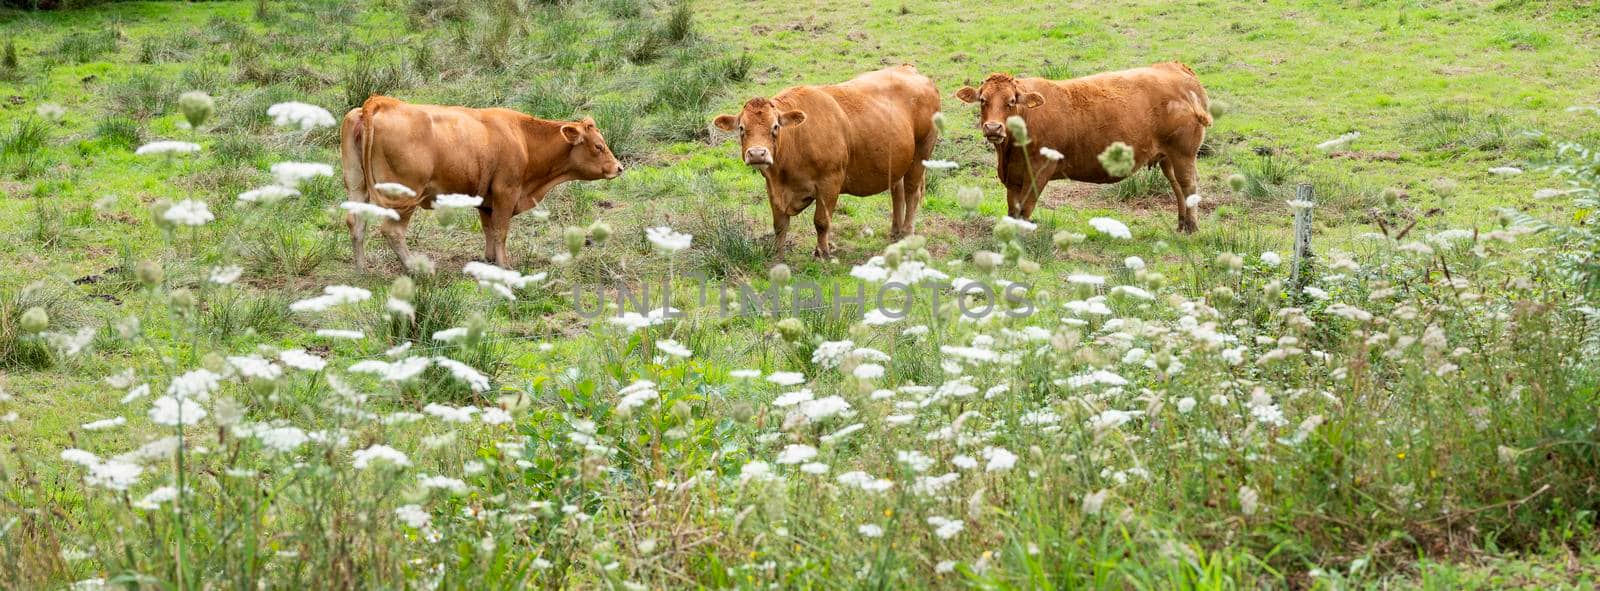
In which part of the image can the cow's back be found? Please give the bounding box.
[1023,64,1208,183]
[786,66,938,195]
[362,98,528,208]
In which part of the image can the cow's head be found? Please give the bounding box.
[712,98,807,169]
[956,73,1045,146]
[561,117,623,180]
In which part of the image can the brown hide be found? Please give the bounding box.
[339,96,622,270]
[958,62,1211,231]
[715,65,940,258]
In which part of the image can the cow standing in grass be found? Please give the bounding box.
[340,96,624,270]
[957,62,1212,232]
[714,64,940,258]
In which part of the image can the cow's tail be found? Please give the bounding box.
[337,107,368,269]
[1187,90,1213,128]
[359,98,385,205]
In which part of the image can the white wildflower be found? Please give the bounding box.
[645,226,693,254]
[267,102,336,130]
[433,194,483,209]
[163,199,214,226]
[340,201,401,221]
[135,141,201,155]
[352,444,411,469]
[269,162,334,188]
[1088,217,1131,239]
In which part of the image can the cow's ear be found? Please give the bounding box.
[956,86,979,103]
[713,114,738,132]
[778,110,806,128]
[1021,92,1045,108]
[560,124,585,145]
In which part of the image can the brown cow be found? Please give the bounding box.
[713,65,940,258]
[956,62,1212,232]
[340,96,623,270]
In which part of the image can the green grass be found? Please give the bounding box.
[0,0,1599,588]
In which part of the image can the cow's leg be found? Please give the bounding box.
[379,207,416,268]
[477,208,496,262]
[902,160,928,237]
[770,200,792,258]
[339,108,369,271]
[484,206,515,266]
[1017,160,1056,221]
[1164,157,1200,233]
[889,178,907,241]
[813,189,839,259]
[345,214,367,272]
[1003,183,1025,218]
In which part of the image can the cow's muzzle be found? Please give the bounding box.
[981,122,1006,145]
[744,147,774,168]
[606,165,624,179]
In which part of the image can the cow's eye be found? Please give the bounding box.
[737,125,744,134]
[771,123,779,134]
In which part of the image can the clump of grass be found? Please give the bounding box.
[27,200,67,248]
[1,38,20,81]
[684,208,773,279]
[604,0,643,18]
[521,72,590,120]
[470,6,519,72]
[136,33,199,64]
[0,282,80,369]
[342,50,407,110]
[93,116,142,150]
[1236,149,1303,199]
[221,85,298,131]
[243,223,334,278]
[1,117,52,177]
[591,96,643,160]
[1407,105,1510,154]
[180,66,228,94]
[661,0,695,43]
[108,74,174,120]
[407,0,472,23]
[52,29,119,64]
[203,290,293,340]
[615,20,667,64]
[1101,166,1170,201]
[213,133,263,167]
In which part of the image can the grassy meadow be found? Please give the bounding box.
[2,0,1600,588]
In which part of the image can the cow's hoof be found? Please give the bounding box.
[1177,219,1199,234]
[812,247,831,259]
